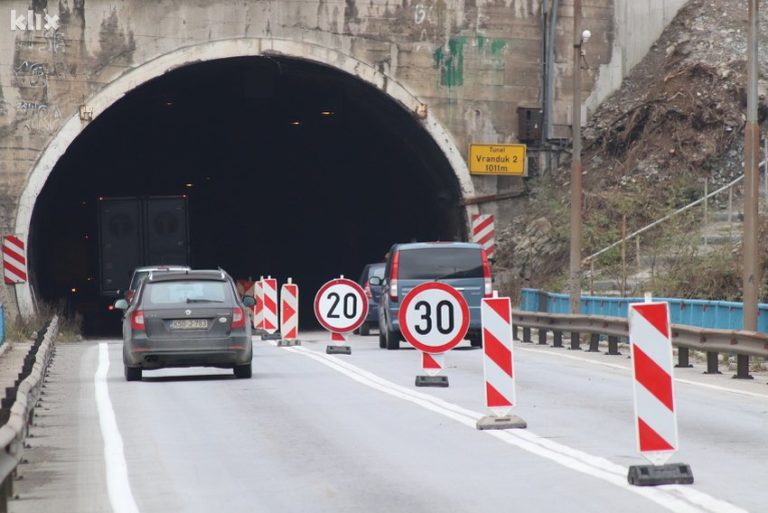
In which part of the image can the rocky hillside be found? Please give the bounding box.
[496,0,768,301]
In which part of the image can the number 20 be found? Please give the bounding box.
[328,292,357,319]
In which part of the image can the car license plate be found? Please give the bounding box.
[170,319,208,330]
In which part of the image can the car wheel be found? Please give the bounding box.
[234,363,252,379]
[469,333,483,348]
[386,328,400,350]
[125,366,142,382]
[360,323,370,336]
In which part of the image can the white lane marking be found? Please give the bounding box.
[95,343,141,513]
[283,344,749,513]
[516,346,768,400]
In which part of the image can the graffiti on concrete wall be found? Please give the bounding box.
[15,101,62,133]
[433,36,507,88]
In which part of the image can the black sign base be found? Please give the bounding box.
[628,463,694,486]
[326,345,351,355]
[476,415,527,430]
[277,339,301,347]
[262,332,282,340]
[415,376,449,387]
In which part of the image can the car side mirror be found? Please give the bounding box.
[114,299,129,310]
[369,276,382,286]
[242,295,256,307]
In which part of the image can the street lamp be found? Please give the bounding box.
[569,1,587,316]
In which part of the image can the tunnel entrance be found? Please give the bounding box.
[28,56,466,335]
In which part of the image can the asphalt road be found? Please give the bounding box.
[10,331,767,513]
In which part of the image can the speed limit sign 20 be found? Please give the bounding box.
[399,282,469,353]
[314,278,369,334]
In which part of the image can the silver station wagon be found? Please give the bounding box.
[115,269,255,381]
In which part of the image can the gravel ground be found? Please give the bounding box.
[0,341,33,394]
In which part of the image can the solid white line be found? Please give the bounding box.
[516,345,768,400]
[283,344,749,513]
[95,343,141,513]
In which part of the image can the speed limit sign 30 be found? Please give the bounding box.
[399,282,470,354]
[314,277,369,353]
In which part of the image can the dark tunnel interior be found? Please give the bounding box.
[29,56,467,335]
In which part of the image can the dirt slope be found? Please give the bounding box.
[496,0,768,299]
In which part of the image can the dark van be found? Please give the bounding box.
[375,242,492,350]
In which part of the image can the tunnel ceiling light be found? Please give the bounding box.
[185,183,194,188]
[290,120,301,126]
[70,288,77,293]
[320,111,334,116]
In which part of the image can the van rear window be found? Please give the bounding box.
[398,248,482,280]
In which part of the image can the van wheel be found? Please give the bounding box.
[125,366,142,381]
[379,329,386,348]
[386,328,400,350]
[360,323,370,336]
[469,333,483,348]
[234,363,252,379]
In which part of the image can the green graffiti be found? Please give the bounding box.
[433,36,467,87]
[490,39,507,55]
[434,35,507,88]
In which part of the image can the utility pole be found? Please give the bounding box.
[740,0,759,379]
[569,0,583,314]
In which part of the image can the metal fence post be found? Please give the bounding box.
[728,187,734,241]
[570,332,581,350]
[705,352,721,374]
[587,333,600,352]
[675,347,693,368]
[522,327,532,343]
[606,335,621,355]
[553,330,563,348]
[703,178,708,247]
[621,215,627,296]
[733,355,753,379]
[538,328,548,345]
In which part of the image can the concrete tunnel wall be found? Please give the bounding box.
[0,0,687,317]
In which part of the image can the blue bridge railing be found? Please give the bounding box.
[520,289,768,332]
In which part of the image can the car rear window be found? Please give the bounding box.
[398,248,483,280]
[370,265,385,279]
[143,281,229,305]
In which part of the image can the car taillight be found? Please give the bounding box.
[231,307,245,329]
[131,310,145,331]
[482,249,493,297]
[364,282,372,299]
[390,251,399,301]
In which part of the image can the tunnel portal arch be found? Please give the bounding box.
[15,38,477,317]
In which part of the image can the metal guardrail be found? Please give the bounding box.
[582,172,751,264]
[520,288,768,332]
[0,316,58,511]
[512,309,767,378]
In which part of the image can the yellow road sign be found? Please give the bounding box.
[469,144,527,176]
